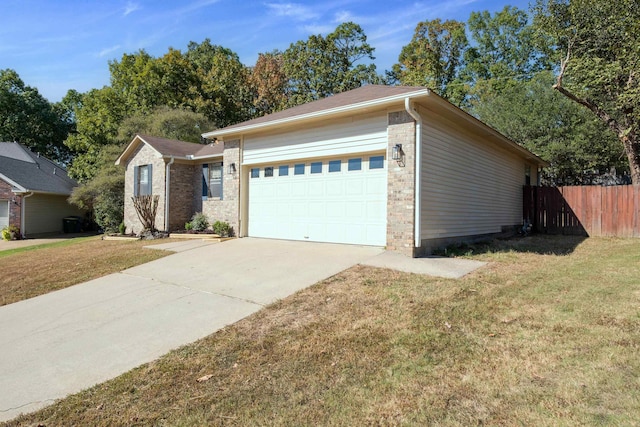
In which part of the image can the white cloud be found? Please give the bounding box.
[123,2,141,16]
[97,45,121,58]
[265,2,319,21]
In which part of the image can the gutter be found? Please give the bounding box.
[19,192,34,238]
[405,95,426,251]
[164,156,174,232]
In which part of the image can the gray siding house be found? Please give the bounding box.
[119,86,547,256]
[0,142,83,237]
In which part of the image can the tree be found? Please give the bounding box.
[534,0,640,183]
[117,106,215,144]
[464,6,551,90]
[249,51,289,115]
[283,22,379,106]
[474,71,628,184]
[0,69,73,163]
[389,19,468,104]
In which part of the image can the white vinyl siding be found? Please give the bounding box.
[420,114,524,240]
[24,194,84,235]
[242,113,387,165]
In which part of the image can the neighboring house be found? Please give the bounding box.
[119,85,547,256]
[0,142,83,237]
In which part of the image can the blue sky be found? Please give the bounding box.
[1,0,531,102]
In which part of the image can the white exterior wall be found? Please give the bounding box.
[242,113,387,164]
[420,110,527,241]
[25,193,84,235]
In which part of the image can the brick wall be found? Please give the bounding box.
[386,111,417,257]
[168,162,195,231]
[123,144,166,234]
[0,179,21,229]
[201,139,240,236]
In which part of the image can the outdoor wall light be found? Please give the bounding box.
[392,144,403,161]
[228,162,237,174]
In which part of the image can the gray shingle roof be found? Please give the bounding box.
[0,142,78,194]
[137,134,223,158]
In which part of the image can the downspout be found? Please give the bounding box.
[164,156,174,232]
[405,97,424,251]
[20,192,34,238]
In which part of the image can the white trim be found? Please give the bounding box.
[20,192,33,237]
[0,172,26,192]
[202,89,432,139]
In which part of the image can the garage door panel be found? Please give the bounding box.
[248,156,387,246]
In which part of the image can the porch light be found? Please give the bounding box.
[392,144,403,161]
[228,162,237,174]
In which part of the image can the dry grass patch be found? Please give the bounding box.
[5,236,640,426]
[0,237,173,306]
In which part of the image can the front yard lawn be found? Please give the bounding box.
[5,235,640,426]
[0,236,173,306]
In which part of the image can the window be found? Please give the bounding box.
[134,164,152,196]
[202,162,223,199]
[251,168,260,178]
[348,158,362,171]
[310,162,322,174]
[328,160,341,172]
[294,163,305,175]
[279,165,289,176]
[265,166,274,177]
[369,155,384,169]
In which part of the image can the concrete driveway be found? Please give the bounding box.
[0,237,485,422]
[0,238,384,421]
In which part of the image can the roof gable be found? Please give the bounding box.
[116,134,223,165]
[0,142,78,194]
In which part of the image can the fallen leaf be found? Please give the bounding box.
[444,322,451,329]
[197,374,214,383]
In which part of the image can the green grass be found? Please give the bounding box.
[4,235,640,426]
[0,235,98,258]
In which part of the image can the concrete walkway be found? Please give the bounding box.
[0,238,485,422]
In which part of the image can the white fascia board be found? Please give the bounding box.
[0,172,26,192]
[115,135,164,165]
[202,89,432,139]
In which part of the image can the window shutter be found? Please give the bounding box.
[202,164,209,199]
[133,165,139,196]
[146,164,153,195]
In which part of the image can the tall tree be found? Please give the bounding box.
[534,0,640,184]
[389,19,468,104]
[249,51,289,115]
[283,22,379,106]
[0,69,73,163]
[474,71,628,184]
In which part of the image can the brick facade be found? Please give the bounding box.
[201,139,240,236]
[168,162,195,231]
[123,144,166,234]
[0,178,21,229]
[386,111,417,257]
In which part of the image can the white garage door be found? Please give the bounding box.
[0,200,9,229]
[248,155,387,246]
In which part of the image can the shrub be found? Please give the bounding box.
[118,222,126,235]
[185,222,193,231]
[190,212,209,232]
[1,225,21,241]
[212,220,233,237]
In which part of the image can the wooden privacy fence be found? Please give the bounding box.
[523,185,640,237]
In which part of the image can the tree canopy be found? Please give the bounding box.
[0,69,73,163]
[533,0,640,184]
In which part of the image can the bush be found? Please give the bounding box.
[118,222,126,235]
[212,220,233,237]
[1,225,20,241]
[190,212,209,231]
[185,222,193,231]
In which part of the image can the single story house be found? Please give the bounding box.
[118,85,547,256]
[0,142,83,237]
